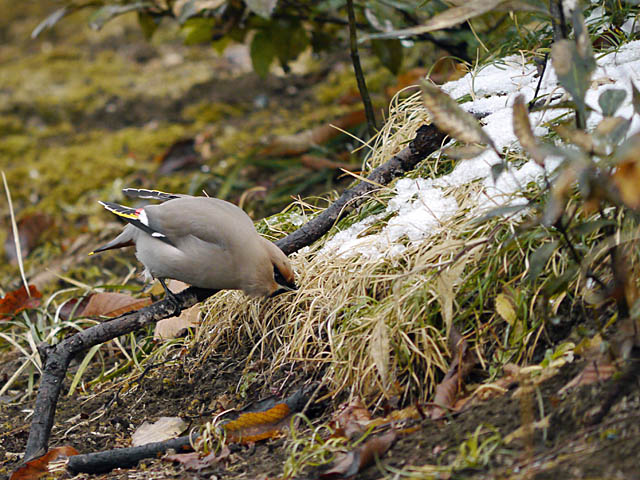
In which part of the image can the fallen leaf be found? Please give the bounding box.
[4,213,54,264]
[559,357,617,395]
[10,446,78,480]
[330,397,373,439]
[155,138,201,175]
[0,285,42,319]
[80,292,151,318]
[132,417,188,447]
[261,110,366,157]
[155,280,200,339]
[165,446,230,471]
[217,385,313,444]
[430,326,477,419]
[222,403,292,443]
[321,430,396,479]
[421,80,495,149]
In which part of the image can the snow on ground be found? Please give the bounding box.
[322,38,640,260]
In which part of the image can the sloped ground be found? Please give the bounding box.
[2,342,639,478]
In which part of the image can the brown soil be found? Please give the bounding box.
[2,345,640,479]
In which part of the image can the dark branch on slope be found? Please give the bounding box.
[22,123,444,464]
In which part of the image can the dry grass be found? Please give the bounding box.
[189,91,541,408]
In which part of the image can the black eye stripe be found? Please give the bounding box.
[273,265,297,290]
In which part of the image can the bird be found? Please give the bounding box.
[90,188,297,306]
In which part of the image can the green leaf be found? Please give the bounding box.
[246,0,278,18]
[551,11,596,128]
[598,89,627,117]
[88,3,151,31]
[371,39,403,75]
[527,241,559,283]
[250,30,277,77]
[181,17,216,44]
[571,219,616,237]
[137,11,160,40]
[543,265,578,296]
[473,203,530,224]
[271,22,309,67]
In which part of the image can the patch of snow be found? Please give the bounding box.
[321,39,640,260]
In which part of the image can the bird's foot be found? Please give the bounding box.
[159,278,181,317]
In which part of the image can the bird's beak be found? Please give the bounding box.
[270,283,298,298]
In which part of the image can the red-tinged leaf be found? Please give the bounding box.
[10,446,79,480]
[4,213,54,264]
[155,138,201,175]
[0,285,42,319]
[321,430,397,479]
[79,292,151,318]
[165,446,230,471]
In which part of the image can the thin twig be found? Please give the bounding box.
[346,0,376,137]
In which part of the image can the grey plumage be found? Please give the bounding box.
[92,190,296,298]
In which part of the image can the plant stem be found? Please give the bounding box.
[346,0,377,138]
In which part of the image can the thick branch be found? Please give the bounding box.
[23,287,216,461]
[67,435,194,474]
[276,124,446,255]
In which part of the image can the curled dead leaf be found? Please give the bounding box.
[421,80,494,149]
[10,446,78,480]
[0,285,42,319]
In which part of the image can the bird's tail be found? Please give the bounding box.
[89,224,136,255]
[122,188,182,202]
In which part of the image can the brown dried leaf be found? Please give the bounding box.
[10,446,79,480]
[80,292,151,318]
[321,430,397,479]
[4,213,54,264]
[366,0,506,39]
[421,80,494,148]
[430,326,477,419]
[165,446,230,471]
[0,285,42,319]
[512,95,546,166]
[559,357,617,395]
[553,124,596,154]
[131,417,188,447]
[613,133,640,209]
[370,317,390,386]
[261,110,366,156]
[330,397,373,439]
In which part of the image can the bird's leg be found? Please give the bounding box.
[159,278,180,316]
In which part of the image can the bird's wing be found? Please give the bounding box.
[144,197,256,249]
[98,201,176,247]
[122,188,184,202]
